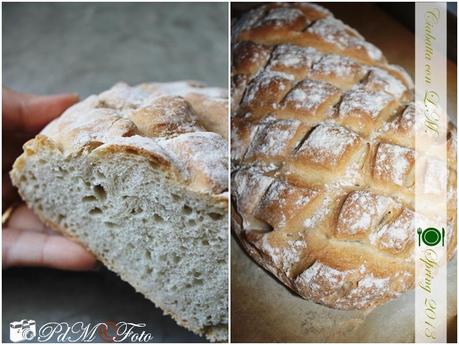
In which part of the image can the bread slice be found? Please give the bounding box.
[10,82,228,341]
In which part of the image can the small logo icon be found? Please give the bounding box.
[9,319,36,342]
[417,227,445,246]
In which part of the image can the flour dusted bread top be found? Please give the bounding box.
[40,81,228,195]
[231,3,457,310]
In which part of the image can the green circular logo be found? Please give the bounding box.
[422,228,441,246]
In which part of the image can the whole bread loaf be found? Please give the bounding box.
[231,3,456,310]
[10,81,228,341]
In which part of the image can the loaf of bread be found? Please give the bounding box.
[231,3,457,310]
[10,81,228,341]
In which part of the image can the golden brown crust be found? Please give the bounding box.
[36,81,228,196]
[231,2,456,310]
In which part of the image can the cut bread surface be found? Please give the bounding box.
[11,81,229,341]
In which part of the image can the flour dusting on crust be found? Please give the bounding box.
[297,123,360,165]
[231,2,456,311]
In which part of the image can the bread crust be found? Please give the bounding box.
[22,81,228,196]
[231,2,456,310]
[10,81,229,341]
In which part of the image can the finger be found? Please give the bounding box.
[2,175,20,212]
[3,227,97,270]
[3,145,23,173]
[7,204,53,233]
[3,87,79,132]
[2,132,26,173]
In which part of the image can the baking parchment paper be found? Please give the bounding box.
[231,238,457,342]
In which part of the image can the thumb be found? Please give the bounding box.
[3,227,97,270]
[3,87,79,132]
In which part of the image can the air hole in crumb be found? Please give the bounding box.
[127,243,134,251]
[89,207,103,215]
[82,195,97,202]
[172,255,181,264]
[130,207,143,215]
[93,184,107,200]
[153,214,164,222]
[96,171,106,179]
[188,219,196,226]
[145,250,151,260]
[171,194,180,202]
[201,239,209,246]
[182,205,192,215]
[57,214,65,223]
[192,278,203,286]
[208,212,223,221]
[104,221,118,228]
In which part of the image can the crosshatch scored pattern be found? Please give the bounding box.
[231,3,457,310]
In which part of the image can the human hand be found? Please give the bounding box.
[3,88,97,270]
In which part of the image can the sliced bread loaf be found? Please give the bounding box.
[10,81,228,341]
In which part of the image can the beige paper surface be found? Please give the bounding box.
[231,238,457,342]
